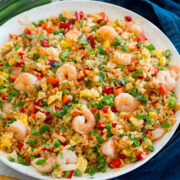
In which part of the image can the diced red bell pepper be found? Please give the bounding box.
[87,35,95,49]
[112,123,117,128]
[97,122,105,130]
[41,40,49,47]
[74,11,79,21]
[77,76,84,82]
[137,33,147,41]
[102,107,108,113]
[124,16,132,22]
[103,88,113,95]
[35,100,42,107]
[100,131,104,136]
[144,129,149,135]
[136,152,143,161]
[83,68,89,76]
[67,170,74,179]
[15,61,24,67]
[37,23,42,27]
[10,75,17,82]
[18,52,25,60]
[109,159,121,168]
[55,106,62,111]
[153,66,158,75]
[2,95,7,100]
[38,75,44,81]
[45,114,53,123]
[42,147,54,153]
[111,107,117,112]
[17,142,23,150]
[59,22,70,29]
[79,11,84,19]
[119,154,126,159]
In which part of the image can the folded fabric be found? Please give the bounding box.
[99,0,180,179]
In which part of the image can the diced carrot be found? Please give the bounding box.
[48,77,59,85]
[91,107,97,113]
[71,110,79,117]
[62,94,72,105]
[24,28,31,35]
[10,75,17,82]
[47,25,55,34]
[131,58,138,64]
[85,70,93,78]
[137,33,147,41]
[147,130,153,136]
[124,114,132,120]
[105,50,110,55]
[99,12,105,18]
[42,70,48,75]
[28,103,35,113]
[49,90,56,95]
[114,88,124,97]
[128,64,136,72]
[31,113,36,119]
[42,22,48,29]
[144,149,149,155]
[81,51,88,58]
[159,84,167,95]
[129,44,137,52]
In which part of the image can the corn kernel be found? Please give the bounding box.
[103,40,110,49]
[159,57,166,65]
[60,40,73,49]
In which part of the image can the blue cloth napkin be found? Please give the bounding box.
[99,0,180,179]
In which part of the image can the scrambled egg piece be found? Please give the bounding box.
[48,91,62,105]
[37,91,46,100]
[60,40,73,49]
[41,81,48,91]
[76,156,88,173]
[1,41,14,56]
[80,88,99,98]
[0,133,13,149]
[15,113,28,126]
[159,56,166,66]
[8,58,16,66]
[149,111,157,120]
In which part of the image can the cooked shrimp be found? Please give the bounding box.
[14,73,37,93]
[2,102,13,113]
[39,47,60,59]
[56,63,77,82]
[126,23,142,34]
[102,138,117,162]
[7,121,26,141]
[32,155,56,173]
[156,70,176,91]
[72,106,95,135]
[115,93,139,112]
[65,30,82,41]
[56,150,77,171]
[97,25,118,43]
[169,65,180,80]
[151,128,165,141]
[113,51,132,65]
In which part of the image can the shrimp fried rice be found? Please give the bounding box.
[0,11,179,178]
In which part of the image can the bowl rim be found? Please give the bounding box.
[0,1,180,180]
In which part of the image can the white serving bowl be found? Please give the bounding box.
[0,1,180,180]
